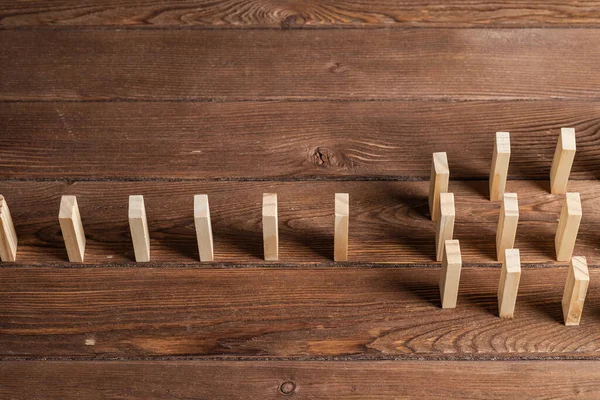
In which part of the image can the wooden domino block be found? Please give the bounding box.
[0,195,18,261]
[562,256,589,326]
[58,195,86,263]
[428,152,449,221]
[555,192,582,262]
[498,248,521,318]
[263,193,278,261]
[496,193,519,262]
[128,195,150,262]
[194,194,214,262]
[489,132,511,201]
[334,193,349,262]
[550,128,576,194]
[435,192,455,262]
[440,239,462,309]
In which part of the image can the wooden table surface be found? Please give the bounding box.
[2,1,600,398]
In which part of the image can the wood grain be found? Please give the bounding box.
[2,1,600,28]
[2,180,600,264]
[2,30,600,101]
[1,101,600,180]
[3,266,600,358]
[0,361,598,399]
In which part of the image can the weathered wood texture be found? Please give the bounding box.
[2,30,600,101]
[1,180,599,264]
[1,101,600,180]
[2,1,600,28]
[2,267,600,358]
[0,361,598,399]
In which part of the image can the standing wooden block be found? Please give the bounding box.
[428,152,449,221]
[550,128,576,194]
[334,193,349,262]
[555,192,582,262]
[489,132,511,201]
[262,193,278,261]
[194,194,214,262]
[562,256,589,326]
[128,195,150,262]
[498,248,521,318]
[435,192,455,262]
[439,239,462,309]
[496,193,519,262]
[58,195,86,263]
[0,196,18,262]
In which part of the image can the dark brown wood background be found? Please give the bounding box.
[1,1,600,398]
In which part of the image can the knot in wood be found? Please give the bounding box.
[281,14,306,29]
[328,62,349,74]
[279,381,296,395]
[312,147,334,167]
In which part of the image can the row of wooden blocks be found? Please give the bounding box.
[441,242,588,326]
[429,128,576,218]
[0,187,581,264]
[0,193,350,263]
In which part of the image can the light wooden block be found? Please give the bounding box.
[128,195,150,262]
[263,193,278,261]
[550,128,576,194]
[435,192,455,262]
[489,132,511,201]
[440,239,462,309]
[58,195,86,263]
[555,192,582,262]
[0,195,18,262]
[194,194,214,262]
[334,193,349,262]
[498,248,521,318]
[562,256,589,326]
[428,152,449,221]
[496,193,519,262]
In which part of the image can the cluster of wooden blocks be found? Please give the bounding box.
[0,129,588,326]
[430,128,588,326]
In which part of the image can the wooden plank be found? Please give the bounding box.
[262,193,278,261]
[498,248,521,318]
[194,194,214,262]
[489,132,511,201]
[439,239,462,309]
[0,360,599,399]
[555,192,582,262]
[3,266,600,358]
[0,195,17,261]
[435,193,455,262]
[334,193,349,261]
[2,30,600,101]
[2,1,600,28]
[428,152,449,221]
[496,193,519,262]
[550,128,577,194]
[1,180,600,265]
[562,256,590,326]
[128,195,150,262]
[58,195,86,262]
[1,101,600,180]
